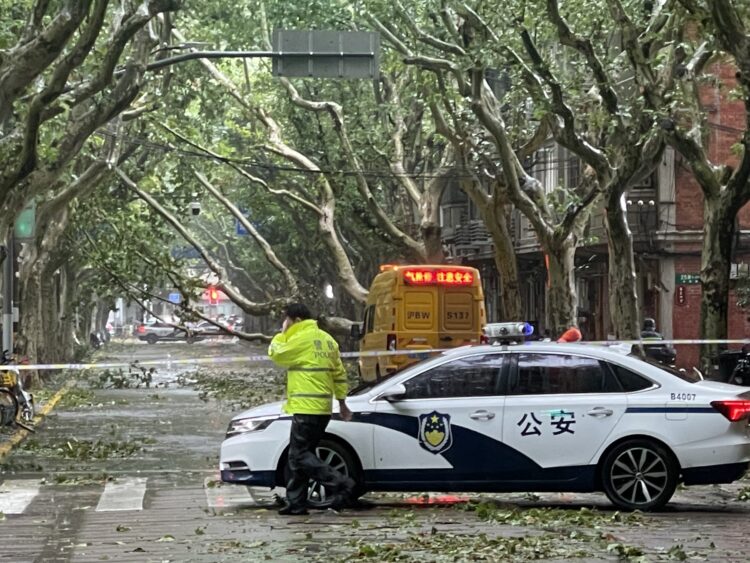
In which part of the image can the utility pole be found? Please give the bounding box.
[2,232,14,355]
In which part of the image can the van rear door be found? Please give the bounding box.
[441,289,476,346]
[401,288,437,349]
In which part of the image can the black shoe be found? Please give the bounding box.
[278,504,309,516]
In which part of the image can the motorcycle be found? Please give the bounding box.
[0,350,35,431]
[729,346,750,386]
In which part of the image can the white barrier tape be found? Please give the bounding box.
[0,349,450,371]
[0,339,747,372]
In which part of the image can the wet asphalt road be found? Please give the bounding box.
[1,340,750,562]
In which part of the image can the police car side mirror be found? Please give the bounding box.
[379,383,406,402]
[350,323,363,340]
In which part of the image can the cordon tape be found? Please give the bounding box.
[0,338,748,371]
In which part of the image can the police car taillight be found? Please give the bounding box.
[711,400,750,422]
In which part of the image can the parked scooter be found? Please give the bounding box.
[0,350,35,431]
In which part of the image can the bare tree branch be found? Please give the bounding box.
[116,168,290,315]
[193,170,299,295]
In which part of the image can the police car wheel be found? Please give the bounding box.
[601,439,678,511]
[285,438,360,509]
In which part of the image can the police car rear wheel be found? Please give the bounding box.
[601,439,677,511]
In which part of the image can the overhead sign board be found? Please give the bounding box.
[272,30,379,78]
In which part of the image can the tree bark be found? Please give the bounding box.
[605,190,640,339]
[491,205,522,321]
[17,265,43,387]
[700,193,735,370]
[544,237,577,336]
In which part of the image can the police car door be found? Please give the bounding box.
[502,352,627,479]
[371,353,506,487]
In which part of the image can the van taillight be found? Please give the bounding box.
[480,334,489,344]
[387,334,397,351]
[711,400,750,422]
[137,325,146,334]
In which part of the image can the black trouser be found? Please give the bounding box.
[286,414,352,508]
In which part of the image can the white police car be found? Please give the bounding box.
[220,342,750,511]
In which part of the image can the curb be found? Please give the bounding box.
[0,380,74,461]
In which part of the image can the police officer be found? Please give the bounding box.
[269,303,355,515]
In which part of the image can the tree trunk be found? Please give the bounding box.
[40,272,58,362]
[318,198,368,304]
[699,193,734,372]
[460,177,523,321]
[419,187,445,263]
[420,223,444,263]
[605,190,640,339]
[488,205,523,320]
[545,237,577,336]
[60,265,77,354]
[18,264,43,388]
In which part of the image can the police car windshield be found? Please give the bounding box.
[629,353,702,383]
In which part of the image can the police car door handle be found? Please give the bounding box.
[586,407,614,417]
[470,410,495,420]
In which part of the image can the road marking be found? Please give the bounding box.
[203,476,255,509]
[0,380,74,461]
[95,477,148,512]
[0,479,41,514]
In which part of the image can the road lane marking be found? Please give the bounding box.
[95,477,148,512]
[0,380,74,461]
[0,479,40,514]
[203,476,255,509]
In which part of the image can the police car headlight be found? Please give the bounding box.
[226,415,279,437]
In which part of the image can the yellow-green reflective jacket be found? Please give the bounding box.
[268,319,347,415]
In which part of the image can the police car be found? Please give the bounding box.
[220,340,750,511]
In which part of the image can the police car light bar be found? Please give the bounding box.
[483,322,534,339]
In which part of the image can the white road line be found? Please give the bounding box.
[95,477,148,512]
[0,479,41,514]
[203,476,256,509]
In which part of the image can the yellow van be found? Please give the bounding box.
[352,265,486,381]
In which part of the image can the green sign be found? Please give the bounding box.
[675,273,700,285]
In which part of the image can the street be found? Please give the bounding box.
[1,341,750,562]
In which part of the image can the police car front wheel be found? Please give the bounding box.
[283,438,362,509]
[601,439,678,511]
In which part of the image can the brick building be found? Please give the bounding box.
[440,61,749,368]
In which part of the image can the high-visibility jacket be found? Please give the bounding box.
[268,319,348,415]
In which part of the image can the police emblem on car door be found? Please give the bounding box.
[418,411,453,454]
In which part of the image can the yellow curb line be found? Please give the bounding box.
[0,380,75,461]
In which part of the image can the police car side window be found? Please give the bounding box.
[511,354,611,395]
[403,355,504,399]
[608,364,653,391]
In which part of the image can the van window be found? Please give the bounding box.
[364,305,375,334]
